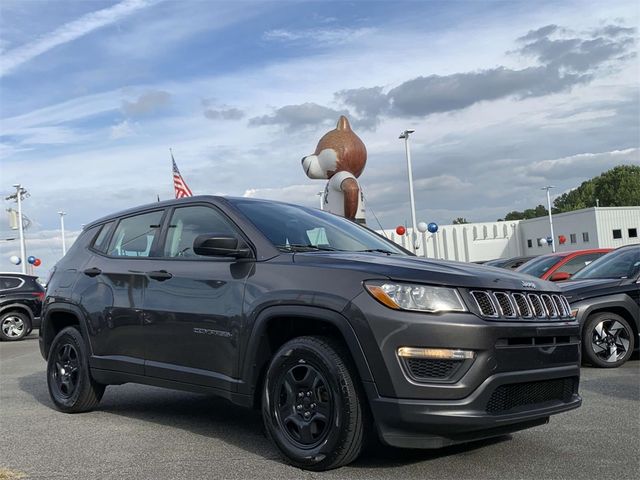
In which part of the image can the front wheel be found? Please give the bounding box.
[47,326,105,412]
[262,336,368,471]
[583,312,635,368]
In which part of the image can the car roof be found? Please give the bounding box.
[82,195,301,230]
[0,272,38,278]
[539,248,612,258]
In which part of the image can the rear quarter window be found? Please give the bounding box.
[0,277,24,291]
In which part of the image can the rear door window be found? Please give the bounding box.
[107,211,164,257]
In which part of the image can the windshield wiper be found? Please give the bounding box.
[276,244,341,252]
[357,248,396,255]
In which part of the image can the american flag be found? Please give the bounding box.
[171,151,193,198]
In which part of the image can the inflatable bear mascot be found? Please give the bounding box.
[301,116,367,224]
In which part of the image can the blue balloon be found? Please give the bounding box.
[27,255,36,264]
[427,222,439,233]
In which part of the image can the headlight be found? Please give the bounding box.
[364,281,466,313]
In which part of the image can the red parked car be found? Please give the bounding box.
[516,248,612,281]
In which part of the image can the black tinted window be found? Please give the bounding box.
[107,211,163,257]
[163,206,237,258]
[558,253,606,275]
[92,222,115,253]
[573,247,640,279]
[0,277,23,290]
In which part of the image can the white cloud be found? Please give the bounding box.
[263,27,375,46]
[0,0,157,77]
[110,120,136,139]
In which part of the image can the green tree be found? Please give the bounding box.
[503,205,548,221]
[553,165,640,211]
[452,217,470,224]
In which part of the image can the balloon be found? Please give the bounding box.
[558,235,566,244]
[396,225,406,236]
[427,222,438,233]
[9,255,21,265]
[27,255,36,264]
[33,258,42,267]
[417,222,428,233]
[538,238,547,246]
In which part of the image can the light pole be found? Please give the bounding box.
[6,185,28,273]
[541,186,556,253]
[58,211,67,256]
[399,129,418,252]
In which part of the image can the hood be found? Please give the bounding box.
[292,252,560,292]
[558,278,623,301]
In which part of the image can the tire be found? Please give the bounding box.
[0,311,31,341]
[47,326,105,412]
[583,312,635,368]
[262,336,368,471]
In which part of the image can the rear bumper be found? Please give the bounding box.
[366,364,581,449]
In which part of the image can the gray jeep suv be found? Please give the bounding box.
[40,196,581,470]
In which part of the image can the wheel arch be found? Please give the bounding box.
[41,303,91,359]
[0,303,35,320]
[241,305,374,408]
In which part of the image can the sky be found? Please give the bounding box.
[0,0,639,273]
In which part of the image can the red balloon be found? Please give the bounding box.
[558,235,566,244]
[33,258,42,267]
[396,225,406,236]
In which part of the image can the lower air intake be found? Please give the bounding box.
[486,377,577,414]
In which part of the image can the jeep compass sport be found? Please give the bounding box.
[40,197,581,470]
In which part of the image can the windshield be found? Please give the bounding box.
[516,255,562,277]
[230,199,408,255]
[572,247,640,279]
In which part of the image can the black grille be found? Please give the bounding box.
[494,292,515,317]
[486,377,576,414]
[471,291,497,317]
[404,358,463,380]
[512,293,532,318]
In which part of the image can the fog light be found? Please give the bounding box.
[397,347,475,360]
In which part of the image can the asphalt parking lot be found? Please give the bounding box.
[1,334,638,480]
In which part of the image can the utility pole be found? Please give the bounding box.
[399,129,418,252]
[58,211,67,256]
[541,186,556,253]
[6,185,28,273]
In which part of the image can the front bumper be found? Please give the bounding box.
[365,365,581,448]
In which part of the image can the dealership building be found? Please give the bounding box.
[381,206,640,262]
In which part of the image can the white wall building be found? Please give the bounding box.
[380,206,640,261]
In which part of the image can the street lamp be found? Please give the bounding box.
[541,186,556,253]
[6,185,28,274]
[399,129,418,252]
[58,211,67,256]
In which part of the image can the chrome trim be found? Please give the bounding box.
[528,294,546,318]
[512,292,533,318]
[493,292,516,318]
[0,276,25,292]
[540,294,558,318]
[470,291,499,318]
[552,294,567,317]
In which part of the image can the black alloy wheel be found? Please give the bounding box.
[583,312,635,368]
[47,327,105,412]
[274,363,334,448]
[262,336,368,471]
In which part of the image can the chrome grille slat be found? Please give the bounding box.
[527,294,546,318]
[512,293,533,318]
[552,294,566,317]
[471,291,498,317]
[493,292,516,318]
[540,294,558,318]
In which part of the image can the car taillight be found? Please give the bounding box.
[33,291,45,302]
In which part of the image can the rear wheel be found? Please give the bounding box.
[0,311,31,341]
[583,312,634,368]
[262,336,367,471]
[47,326,105,412]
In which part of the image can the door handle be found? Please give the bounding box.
[83,267,102,277]
[147,270,173,281]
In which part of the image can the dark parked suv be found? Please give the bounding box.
[40,197,582,470]
[0,273,45,341]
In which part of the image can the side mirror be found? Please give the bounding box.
[549,271,571,282]
[193,234,252,258]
